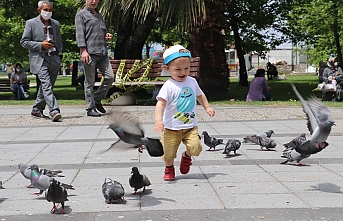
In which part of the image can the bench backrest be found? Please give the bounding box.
[110,57,200,79]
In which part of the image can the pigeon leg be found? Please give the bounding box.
[61,202,65,214]
[297,162,306,166]
[132,191,137,195]
[51,203,57,214]
[143,186,146,192]
[25,184,33,188]
[138,145,144,153]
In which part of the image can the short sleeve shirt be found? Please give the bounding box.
[156,76,203,130]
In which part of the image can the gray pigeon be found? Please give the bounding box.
[129,167,151,194]
[243,130,274,143]
[30,164,74,195]
[104,111,164,157]
[46,179,69,214]
[281,135,311,165]
[291,84,335,151]
[0,181,4,189]
[281,148,311,165]
[222,139,241,156]
[256,136,277,150]
[283,133,307,150]
[18,163,64,188]
[202,131,224,151]
[102,178,125,203]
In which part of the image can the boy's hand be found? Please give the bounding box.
[154,121,164,132]
[206,107,215,117]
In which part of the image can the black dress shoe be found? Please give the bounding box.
[87,108,101,117]
[95,102,106,113]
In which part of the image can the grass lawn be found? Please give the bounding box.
[0,73,340,107]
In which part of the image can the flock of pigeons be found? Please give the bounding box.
[0,83,336,214]
[15,163,151,214]
[202,84,335,166]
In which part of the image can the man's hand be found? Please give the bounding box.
[42,40,54,50]
[81,50,91,64]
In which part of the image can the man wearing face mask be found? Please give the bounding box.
[322,55,343,101]
[75,0,114,117]
[20,0,63,122]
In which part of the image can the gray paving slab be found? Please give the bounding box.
[1,105,343,220]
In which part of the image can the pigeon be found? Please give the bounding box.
[256,136,277,150]
[18,163,64,188]
[102,178,125,203]
[283,133,307,150]
[46,179,69,214]
[243,130,274,143]
[291,83,335,151]
[30,164,74,195]
[103,111,164,157]
[281,148,311,165]
[281,135,311,165]
[222,139,241,156]
[129,167,151,194]
[0,181,4,189]
[202,131,224,151]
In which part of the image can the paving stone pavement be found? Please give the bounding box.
[1,105,343,221]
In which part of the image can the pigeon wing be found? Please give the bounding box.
[108,110,144,137]
[291,83,319,134]
[142,174,151,186]
[307,95,330,123]
[101,139,139,153]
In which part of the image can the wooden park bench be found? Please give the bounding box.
[0,78,30,93]
[93,57,200,104]
[94,57,200,88]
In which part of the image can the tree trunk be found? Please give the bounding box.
[332,1,342,63]
[188,28,229,101]
[114,8,157,59]
[230,16,248,86]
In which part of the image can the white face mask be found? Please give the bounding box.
[16,68,21,72]
[41,10,52,20]
[334,62,338,67]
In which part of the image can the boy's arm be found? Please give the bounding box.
[154,98,166,132]
[196,93,215,117]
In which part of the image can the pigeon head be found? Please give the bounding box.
[18,163,25,170]
[30,164,39,170]
[300,133,306,138]
[266,130,274,137]
[320,120,335,132]
[202,131,208,136]
[131,167,140,175]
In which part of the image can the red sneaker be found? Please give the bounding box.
[164,166,175,181]
[180,152,192,174]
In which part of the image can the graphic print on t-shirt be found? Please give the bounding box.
[174,86,196,124]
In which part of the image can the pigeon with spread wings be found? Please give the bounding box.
[291,84,335,154]
[103,111,164,157]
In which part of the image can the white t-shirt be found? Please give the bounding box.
[156,76,203,130]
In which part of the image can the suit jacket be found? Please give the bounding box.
[20,15,63,74]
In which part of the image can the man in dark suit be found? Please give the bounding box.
[20,0,62,122]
